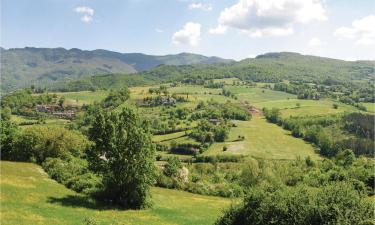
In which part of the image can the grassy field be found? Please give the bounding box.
[363,102,375,113]
[10,115,70,127]
[1,161,231,225]
[251,99,359,117]
[203,116,320,160]
[54,91,108,106]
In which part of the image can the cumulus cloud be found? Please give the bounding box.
[334,15,375,46]
[308,37,323,47]
[74,6,94,23]
[209,0,327,37]
[188,2,213,11]
[172,22,201,46]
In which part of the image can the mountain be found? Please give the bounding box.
[0,47,234,91]
[51,52,374,92]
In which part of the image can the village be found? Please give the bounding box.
[36,104,76,119]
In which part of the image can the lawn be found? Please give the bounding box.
[1,161,230,225]
[203,116,320,160]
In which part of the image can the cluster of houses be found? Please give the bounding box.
[35,104,76,119]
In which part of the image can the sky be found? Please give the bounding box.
[1,0,375,60]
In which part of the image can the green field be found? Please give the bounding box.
[363,102,375,113]
[203,116,320,160]
[55,91,108,106]
[251,99,360,117]
[10,115,70,127]
[1,161,231,225]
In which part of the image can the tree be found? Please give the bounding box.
[163,157,182,177]
[101,87,130,108]
[58,97,65,108]
[0,120,19,160]
[87,106,155,209]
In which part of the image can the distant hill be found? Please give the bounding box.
[0,47,233,91]
[50,52,374,92]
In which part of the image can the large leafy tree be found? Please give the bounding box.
[87,106,155,209]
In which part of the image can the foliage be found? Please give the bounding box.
[0,120,19,159]
[87,106,155,208]
[101,87,130,108]
[190,119,231,144]
[42,157,101,194]
[216,182,374,225]
[163,157,183,177]
[8,125,89,163]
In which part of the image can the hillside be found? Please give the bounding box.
[0,47,233,91]
[53,52,374,91]
[0,161,230,225]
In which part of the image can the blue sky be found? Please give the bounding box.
[1,0,374,60]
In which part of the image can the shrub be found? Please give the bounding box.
[195,155,244,163]
[170,143,200,155]
[42,157,101,194]
[11,126,90,163]
[216,182,374,225]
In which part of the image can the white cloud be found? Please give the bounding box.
[155,28,164,33]
[74,6,94,23]
[209,0,327,37]
[308,37,323,47]
[334,15,375,46]
[172,22,201,46]
[188,2,213,11]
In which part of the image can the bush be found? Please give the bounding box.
[170,143,200,155]
[42,157,101,194]
[195,155,244,163]
[216,182,374,225]
[11,126,90,163]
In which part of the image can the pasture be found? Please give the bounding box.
[203,116,320,160]
[0,161,231,225]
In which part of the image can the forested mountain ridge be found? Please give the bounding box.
[55,52,374,91]
[0,47,233,91]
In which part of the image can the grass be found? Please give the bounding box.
[10,115,70,127]
[203,116,320,160]
[52,91,109,106]
[274,99,359,117]
[1,161,231,225]
[231,87,296,103]
[363,102,375,113]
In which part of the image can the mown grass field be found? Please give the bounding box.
[1,161,231,225]
[203,116,320,160]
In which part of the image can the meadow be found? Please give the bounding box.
[202,116,320,160]
[1,161,231,225]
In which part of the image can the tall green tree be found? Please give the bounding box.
[87,106,155,209]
